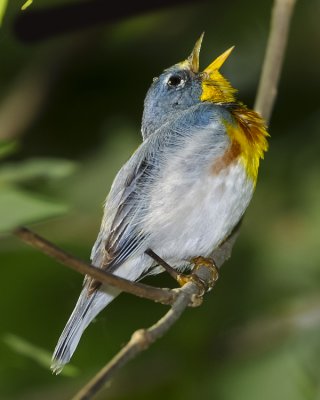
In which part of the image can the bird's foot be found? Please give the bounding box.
[191,256,219,292]
[177,257,218,294]
[145,249,219,295]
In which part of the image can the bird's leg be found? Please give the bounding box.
[145,248,183,282]
[145,249,219,293]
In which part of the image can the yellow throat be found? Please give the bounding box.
[200,46,237,104]
[181,34,269,184]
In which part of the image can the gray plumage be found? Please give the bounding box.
[142,66,202,138]
[51,62,252,373]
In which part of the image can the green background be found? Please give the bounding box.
[1,0,320,399]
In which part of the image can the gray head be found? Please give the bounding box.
[141,34,204,139]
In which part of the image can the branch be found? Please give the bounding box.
[72,264,217,400]
[254,0,297,123]
[13,227,176,306]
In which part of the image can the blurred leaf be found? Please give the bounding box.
[0,0,7,26]
[196,343,316,400]
[0,187,68,232]
[0,140,18,160]
[0,158,77,184]
[3,333,78,377]
[21,0,33,11]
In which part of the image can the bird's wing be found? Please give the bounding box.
[90,146,152,267]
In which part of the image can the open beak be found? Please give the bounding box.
[203,46,235,74]
[187,32,205,73]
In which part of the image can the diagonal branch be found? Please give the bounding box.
[13,227,176,306]
[254,0,297,123]
[71,264,217,400]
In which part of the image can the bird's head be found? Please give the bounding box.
[142,33,237,138]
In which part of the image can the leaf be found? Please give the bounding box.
[0,140,18,160]
[3,333,78,377]
[21,0,33,10]
[0,158,77,184]
[0,0,7,26]
[0,187,68,232]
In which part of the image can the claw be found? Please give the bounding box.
[191,256,219,291]
[177,273,192,287]
[177,256,219,296]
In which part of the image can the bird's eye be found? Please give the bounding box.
[167,74,184,87]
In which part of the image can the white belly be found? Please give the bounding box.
[144,160,254,264]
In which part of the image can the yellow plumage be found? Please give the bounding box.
[199,45,269,184]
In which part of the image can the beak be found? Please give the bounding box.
[203,46,234,74]
[187,32,205,73]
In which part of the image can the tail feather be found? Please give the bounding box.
[51,255,149,374]
[51,287,119,374]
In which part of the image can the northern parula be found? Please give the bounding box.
[51,34,269,373]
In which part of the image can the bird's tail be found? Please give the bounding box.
[51,286,119,374]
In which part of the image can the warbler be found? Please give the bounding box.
[51,34,268,373]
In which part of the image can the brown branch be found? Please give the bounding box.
[254,0,297,123]
[72,264,218,400]
[13,227,176,306]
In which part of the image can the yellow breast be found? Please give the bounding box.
[225,106,269,185]
[199,52,269,184]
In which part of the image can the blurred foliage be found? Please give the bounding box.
[0,0,320,399]
[0,0,7,26]
[0,140,17,158]
[3,333,78,377]
[0,147,76,231]
[21,1,34,12]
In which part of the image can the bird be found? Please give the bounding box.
[51,33,269,373]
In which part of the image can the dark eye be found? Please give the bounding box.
[167,74,184,87]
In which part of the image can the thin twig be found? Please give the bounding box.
[254,0,297,123]
[72,264,217,400]
[14,227,176,306]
